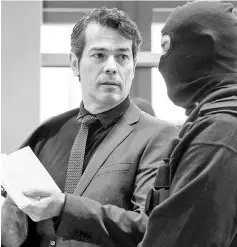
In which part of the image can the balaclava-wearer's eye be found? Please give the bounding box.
[159,1,237,114]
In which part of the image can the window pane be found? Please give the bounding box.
[41,24,74,53]
[151,23,187,125]
[40,68,81,123]
[40,24,81,123]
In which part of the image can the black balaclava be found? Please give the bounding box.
[159,1,237,114]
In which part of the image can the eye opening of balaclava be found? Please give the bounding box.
[158,1,237,114]
[160,33,174,57]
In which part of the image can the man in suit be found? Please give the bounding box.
[139,1,237,246]
[1,7,178,247]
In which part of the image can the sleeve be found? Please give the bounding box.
[54,124,179,247]
[1,123,48,247]
[1,196,29,247]
[139,120,237,247]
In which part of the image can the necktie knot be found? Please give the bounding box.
[81,115,97,126]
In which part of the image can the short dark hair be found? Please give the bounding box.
[71,7,142,63]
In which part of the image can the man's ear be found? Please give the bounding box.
[69,52,80,77]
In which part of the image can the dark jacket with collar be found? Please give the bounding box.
[1,101,178,247]
[141,87,237,247]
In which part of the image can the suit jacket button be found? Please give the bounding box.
[50,241,56,246]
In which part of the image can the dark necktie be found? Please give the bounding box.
[64,114,97,193]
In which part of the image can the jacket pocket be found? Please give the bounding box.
[96,163,132,177]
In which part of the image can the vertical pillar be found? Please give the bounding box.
[1,1,42,153]
[120,1,153,102]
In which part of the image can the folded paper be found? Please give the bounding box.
[1,146,61,209]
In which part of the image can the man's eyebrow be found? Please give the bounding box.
[116,48,131,52]
[89,48,107,52]
[89,47,131,53]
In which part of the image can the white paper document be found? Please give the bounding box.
[1,146,61,209]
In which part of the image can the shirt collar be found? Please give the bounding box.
[76,96,130,128]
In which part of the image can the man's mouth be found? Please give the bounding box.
[101,81,119,86]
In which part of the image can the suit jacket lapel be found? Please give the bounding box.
[74,101,141,196]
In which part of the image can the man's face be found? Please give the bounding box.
[72,22,135,112]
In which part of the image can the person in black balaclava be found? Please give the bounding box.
[140,1,237,247]
[160,0,237,114]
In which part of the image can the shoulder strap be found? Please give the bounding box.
[145,138,180,215]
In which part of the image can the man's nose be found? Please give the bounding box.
[103,56,118,75]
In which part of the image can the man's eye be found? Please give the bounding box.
[118,54,129,61]
[93,53,104,59]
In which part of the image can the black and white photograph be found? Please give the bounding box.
[1,1,237,246]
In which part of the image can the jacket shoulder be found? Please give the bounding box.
[138,111,179,138]
[20,108,79,149]
[140,110,178,128]
[41,108,79,129]
[199,96,237,116]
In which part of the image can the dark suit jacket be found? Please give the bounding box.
[1,101,178,247]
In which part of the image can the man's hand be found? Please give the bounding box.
[22,188,65,222]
